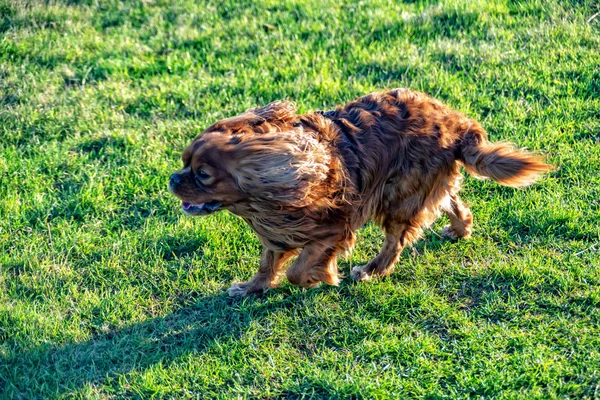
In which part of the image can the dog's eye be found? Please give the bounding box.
[195,170,211,182]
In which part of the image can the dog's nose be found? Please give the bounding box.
[169,173,181,187]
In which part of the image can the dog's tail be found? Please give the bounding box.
[458,122,552,188]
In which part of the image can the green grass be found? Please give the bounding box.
[1,0,599,398]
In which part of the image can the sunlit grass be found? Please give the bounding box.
[1,0,599,398]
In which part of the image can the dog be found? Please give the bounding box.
[169,88,551,297]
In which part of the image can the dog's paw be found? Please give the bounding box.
[441,225,471,240]
[303,280,322,289]
[440,225,459,240]
[351,265,372,282]
[227,282,259,297]
[227,283,247,297]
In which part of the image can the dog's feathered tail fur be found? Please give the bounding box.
[459,123,552,188]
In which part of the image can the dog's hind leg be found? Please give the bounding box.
[441,193,473,239]
[228,248,297,297]
[351,220,422,281]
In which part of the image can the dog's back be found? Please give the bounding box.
[329,88,550,194]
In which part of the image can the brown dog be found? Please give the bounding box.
[169,89,551,297]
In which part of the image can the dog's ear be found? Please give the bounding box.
[231,132,330,207]
[248,101,297,127]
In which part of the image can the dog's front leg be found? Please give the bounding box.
[227,248,296,297]
[286,241,340,288]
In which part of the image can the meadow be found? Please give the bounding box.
[1,0,599,398]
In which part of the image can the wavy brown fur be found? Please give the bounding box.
[460,128,552,187]
[169,88,552,296]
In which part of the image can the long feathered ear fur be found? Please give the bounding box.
[231,129,332,207]
[248,101,298,128]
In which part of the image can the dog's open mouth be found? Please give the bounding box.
[181,200,222,216]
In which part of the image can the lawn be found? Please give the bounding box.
[1,0,599,398]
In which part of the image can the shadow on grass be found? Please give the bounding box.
[353,61,415,86]
[369,6,480,43]
[0,292,285,398]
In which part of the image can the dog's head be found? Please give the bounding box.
[169,101,335,216]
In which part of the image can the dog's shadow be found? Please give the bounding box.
[1,291,293,398]
[2,261,567,398]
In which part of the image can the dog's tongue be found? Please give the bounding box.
[182,201,204,210]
